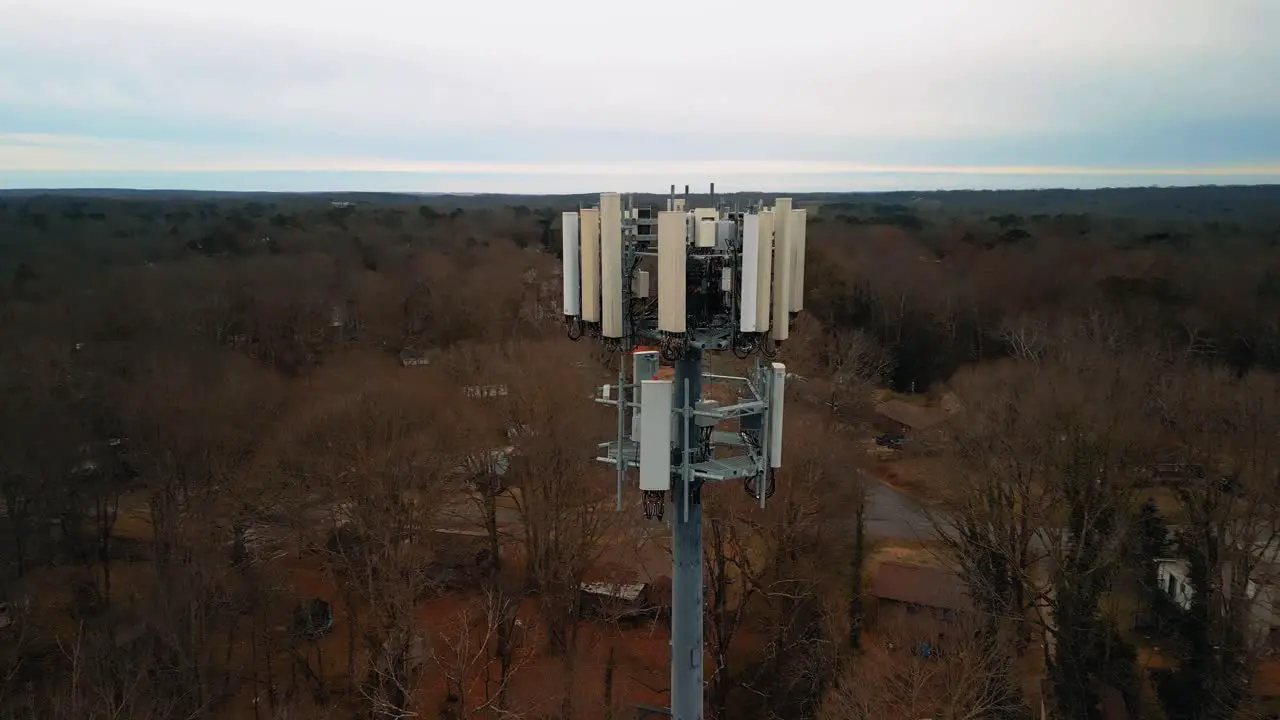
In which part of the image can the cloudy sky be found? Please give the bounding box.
[1,0,1278,193]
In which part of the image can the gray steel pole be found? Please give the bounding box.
[671,349,704,720]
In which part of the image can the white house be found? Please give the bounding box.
[1154,558,1198,611]
[1155,550,1280,651]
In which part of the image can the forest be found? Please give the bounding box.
[2,184,1280,720]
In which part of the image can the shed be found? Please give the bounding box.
[874,400,947,433]
[871,562,973,622]
[578,581,664,624]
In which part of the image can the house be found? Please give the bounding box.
[424,528,494,590]
[874,400,948,435]
[1155,549,1280,651]
[870,562,973,624]
[578,581,664,624]
[1154,558,1196,610]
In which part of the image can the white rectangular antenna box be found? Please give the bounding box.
[579,208,601,323]
[771,199,793,340]
[639,379,674,491]
[715,220,736,248]
[600,193,624,338]
[769,362,786,468]
[657,210,687,333]
[561,212,581,317]
[696,218,716,248]
[739,213,761,332]
[789,208,806,313]
[632,269,650,298]
[756,211,775,331]
[693,208,717,222]
[631,350,660,440]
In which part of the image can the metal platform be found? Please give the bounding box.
[710,431,749,447]
[690,455,760,482]
[695,398,767,421]
[596,439,640,470]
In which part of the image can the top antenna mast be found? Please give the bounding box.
[559,187,809,720]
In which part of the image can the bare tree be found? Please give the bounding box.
[261,363,462,719]
[702,409,864,719]
[433,588,532,719]
[818,614,1024,720]
[1149,363,1280,719]
[998,313,1049,364]
[931,361,1057,643]
[936,348,1156,718]
[503,346,609,719]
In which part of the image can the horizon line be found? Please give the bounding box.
[3,182,1279,197]
[5,160,1280,176]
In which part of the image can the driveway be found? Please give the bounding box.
[864,478,942,541]
[819,472,950,543]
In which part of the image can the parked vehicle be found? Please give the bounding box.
[876,433,906,450]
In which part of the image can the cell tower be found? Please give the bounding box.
[561,186,807,720]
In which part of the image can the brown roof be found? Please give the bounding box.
[875,400,947,431]
[871,562,973,612]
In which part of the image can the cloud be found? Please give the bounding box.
[0,0,1277,189]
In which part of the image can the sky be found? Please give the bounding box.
[1,0,1278,193]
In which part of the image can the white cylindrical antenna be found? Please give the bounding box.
[771,198,793,340]
[600,192,624,338]
[756,210,775,331]
[579,208,601,323]
[769,362,786,468]
[739,213,762,332]
[639,378,674,491]
[657,210,688,333]
[561,211,581,317]
[788,208,807,313]
[631,350,660,440]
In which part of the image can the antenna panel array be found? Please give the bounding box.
[638,379,674,491]
[769,362,786,468]
[600,193,624,338]
[788,208,807,313]
[561,212,581,317]
[770,198,793,340]
[657,210,688,333]
[580,208,601,323]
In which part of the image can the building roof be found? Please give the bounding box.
[871,562,973,612]
[579,582,646,603]
[875,400,948,431]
